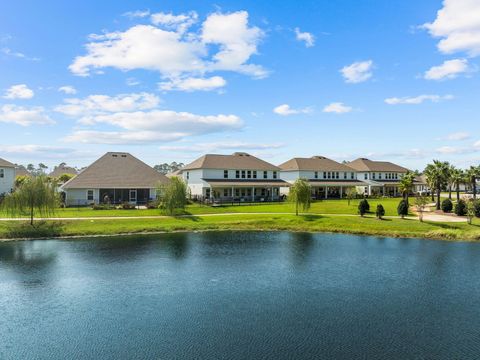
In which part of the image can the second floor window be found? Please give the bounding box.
[364,173,368,180]
[372,173,376,179]
[224,170,228,179]
[273,171,277,179]
[263,171,268,179]
[314,171,318,179]
[241,170,246,179]
[0,169,4,178]
[253,171,257,179]
[323,172,326,179]
[351,172,355,179]
[247,170,251,178]
[186,172,189,180]
[336,172,339,179]
[343,172,347,179]
[236,170,240,179]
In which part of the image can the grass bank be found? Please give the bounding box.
[1,213,479,242]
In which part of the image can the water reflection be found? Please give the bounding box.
[0,241,57,269]
[288,232,315,266]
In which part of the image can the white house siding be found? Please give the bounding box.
[0,167,15,195]
[65,188,99,206]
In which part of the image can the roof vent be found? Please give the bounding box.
[112,154,118,157]
[233,152,250,157]
[121,154,127,158]
[360,158,369,161]
[312,156,326,159]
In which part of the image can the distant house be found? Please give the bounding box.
[0,157,16,195]
[49,164,78,179]
[61,152,170,206]
[346,158,410,196]
[182,152,287,202]
[414,175,430,194]
[279,156,366,199]
[166,169,183,178]
[15,165,31,178]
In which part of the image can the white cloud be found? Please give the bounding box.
[0,144,76,155]
[159,76,226,91]
[126,77,140,86]
[322,102,352,114]
[340,60,373,83]
[64,110,242,144]
[422,0,480,57]
[444,131,471,141]
[273,104,312,116]
[474,140,480,149]
[294,27,315,47]
[1,47,40,61]
[424,58,471,80]
[123,10,151,18]
[55,92,160,116]
[384,94,454,105]
[58,85,77,94]
[69,11,267,88]
[3,84,34,99]
[159,141,284,153]
[0,104,55,126]
[435,145,474,155]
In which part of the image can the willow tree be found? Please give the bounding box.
[158,177,187,215]
[289,178,311,216]
[2,176,59,226]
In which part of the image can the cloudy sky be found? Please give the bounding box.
[1,0,479,170]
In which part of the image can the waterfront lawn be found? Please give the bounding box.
[1,214,479,241]
[0,198,415,218]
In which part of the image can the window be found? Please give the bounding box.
[364,173,368,180]
[314,171,318,179]
[87,190,94,201]
[0,169,4,178]
[343,172,347,179]
[241,170,246,179]
[379,173,382,179]
[351,172,355,179]
[273,171,277,179]
[247,170,251,178]
[395,173,398,179]
[263,171,268,179]
[253,171,257,179]
[336,172,339,179]
[323,172,326,179]
[186,172,189,180]
[372,173,376,179]
[223,189,228,197]
[327,172,331,179]
[224,170,228,179]
[236,170,240,179]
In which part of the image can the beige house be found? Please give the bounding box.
[346,158,410,196]
[61,152,169,206]
[279,156,366,199]
[182,152,288,202]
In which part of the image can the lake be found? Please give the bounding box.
[1,232,480,359]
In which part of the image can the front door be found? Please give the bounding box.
[129,189,137,203]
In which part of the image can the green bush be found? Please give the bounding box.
[376,204,385,219]
[5,221,64,239]
[441,198,453,213]
[358,199,369,216]
[397,199,409,218]
[455,199,467,216]
[473,200,480,218]
[92,204,115,210]
[117,202,136,210]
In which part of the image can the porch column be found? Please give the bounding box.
[271,187,274,201]
[394,187,397,197]
[325,186,328,199]
[340,186,343,199]
[368,185,372,196]
[252,187,255,202]
[231,186,234,200]
[383,186,385,196]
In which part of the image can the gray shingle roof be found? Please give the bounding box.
[346,158,409,172]
[0,157,15,168]
[183,152,280,171]
[279,156,355,172]
[62,152,170,189]
[49,165,78,178]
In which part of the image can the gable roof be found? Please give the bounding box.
[346,158,409,173]
[183,152,280,171]
[62,152,170,189]
[49,165,78,178]
[0,157,15,168]
[279,156,354,172]
[15,165,31,177]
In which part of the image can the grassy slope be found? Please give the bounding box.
[0,198,414,218]
[1,214,479,241]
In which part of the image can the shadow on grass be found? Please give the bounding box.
[301,214,324,221]
[5,221,65,239]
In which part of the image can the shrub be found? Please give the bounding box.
[5,221,64,239]
[473,200,480,218]
[397,199,409,219]
[455,199,467,216]
[376,204,385,219]
[441,198,453,213]
[92,204,114,210]
[358,199,369,217]
[117,202,136,210]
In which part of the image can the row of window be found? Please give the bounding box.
[227,170,278,179]
[313,171,356,180]
[367,172,399,180]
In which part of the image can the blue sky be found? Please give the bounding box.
[1,0,479,170]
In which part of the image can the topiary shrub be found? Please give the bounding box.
[397,199,409,219]
[441,198,453,213]
[455,199,467,216]
[358,199,369,217]
[376,204,385,219]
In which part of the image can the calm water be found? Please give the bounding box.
[1,232,480,359]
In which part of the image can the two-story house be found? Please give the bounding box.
[0,157,16,195]
[279,156,365,199]
[182,152,288,202]
[346,158,409,196]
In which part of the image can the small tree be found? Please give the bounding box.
[358,199,369,217]
[57,173,74,183]
[376,204,385,220]
[397,199,409,219]
[415,195,429,222]
[158,177,187,215]
[455,199,467,216]
[441,198,453,213]
[466,200,475,225]
[14,175,29,188]
[345,187,357,206]
[1,176,59,226]
[473,200,480,218]
[289,178,311,216]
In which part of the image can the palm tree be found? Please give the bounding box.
[446,165,456,199]
[424,160,450,210]
[466,166,480,199]
[398,172,415,203]
[450,168,465,202]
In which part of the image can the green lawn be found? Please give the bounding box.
[0,198,414,218]
[1,213,479,241]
